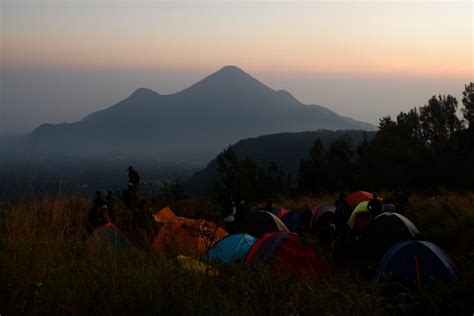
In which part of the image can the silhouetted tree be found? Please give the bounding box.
[299,139,327,193]
[419,95,463,151]
[326,136,354,191]
[462,82,474,129]
[215,147,290,202]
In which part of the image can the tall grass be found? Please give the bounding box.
[2,193,473,315]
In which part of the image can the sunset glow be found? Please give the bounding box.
[2,1,472,78]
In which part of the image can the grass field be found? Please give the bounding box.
[2,192,474,315]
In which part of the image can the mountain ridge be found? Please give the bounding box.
[186,129,376,194]
[21,65,376,162]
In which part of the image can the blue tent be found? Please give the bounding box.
[281,211,303,232]
[206,233,256,265]
[374,240,457,287]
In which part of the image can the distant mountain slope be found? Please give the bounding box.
[23,66,375,161]
[186,130,375,194]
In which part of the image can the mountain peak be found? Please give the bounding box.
[219,65,246,74]
[129,88,160,99]
[182,65,273,95]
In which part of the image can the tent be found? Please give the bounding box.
[311,204,336,232]
[272,207,290,219]
[154,209,228,259]
[357,213,421,258]
[245,232,329,278]
[177,255,219,276]
[236,211,289,238]
[88,223,132,253]
[348,201,372,232]
[346,191,373,208]
[154,206,176,223]
[374,241,457,288]
[281,211,303,232]
[206,233,256,265]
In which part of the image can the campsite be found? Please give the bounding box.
[3,190,473,315]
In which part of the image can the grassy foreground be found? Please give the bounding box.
[1,193,474,315]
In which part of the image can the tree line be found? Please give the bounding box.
[214,83,473,202]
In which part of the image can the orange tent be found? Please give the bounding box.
[345,191,373,208]
[154,206,176,223]
[154,207,228,259]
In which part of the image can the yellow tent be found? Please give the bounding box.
[177,255,218,276]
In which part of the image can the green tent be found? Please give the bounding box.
[88,223,132,253]
[347,201,371,231]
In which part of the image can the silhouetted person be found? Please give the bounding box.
[106,191,115,222]
[222,198,236,233]
[335,192,350,238]
[235,200,246,226]
[264,200,274,213]
[393,189,408,214]
[123,184,136,209]
[300,204,313,232]
[382,203,396,213]
[131,199,155,248]
[127,166,140,187]
[93,191,105,210]
[335,192,350,223]
[86,205,110,234]
[367,192,382,217]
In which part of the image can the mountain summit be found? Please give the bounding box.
[26,66,375,161]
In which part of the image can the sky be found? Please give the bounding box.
[1,0,472,134]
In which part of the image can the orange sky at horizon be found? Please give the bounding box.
[1,1,473,79]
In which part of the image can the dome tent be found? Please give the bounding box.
[311,204,336,232]
[345,191,373,208]
[348,201,372,233]
[244,232,329,278]
[374,240,457,288]
[357,212,421,259]
[205,233,256,265]
[236,211,289,238]
[281,211,303,232]
[88,223,132,253]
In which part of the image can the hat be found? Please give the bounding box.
[127,166,133,171]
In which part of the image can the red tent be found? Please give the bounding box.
[244,232,329,278]
[345,191,373,208]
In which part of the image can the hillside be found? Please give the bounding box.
[187,130,375,194]
[17,66,375,161]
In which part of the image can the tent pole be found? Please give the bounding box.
[414,255,421,289]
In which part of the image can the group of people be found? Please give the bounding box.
[86,190,115,234]
[86,166,154,243]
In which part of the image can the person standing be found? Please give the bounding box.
[264,200,274,213]
[367,192,382,218]
[222,198,236,233]
[106,191,115,223]
[87,205,110,234]
[335,192,350,238]
[127,166,140,187]
[235,200,246,227]
[93,191,105,210]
